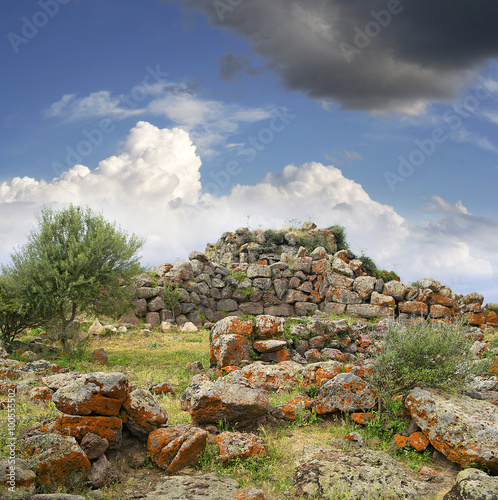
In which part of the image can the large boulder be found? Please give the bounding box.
[51,372,130,416]
[18,433,91,488]
[294,445,428,498]
[180,377,269,427]
[0,457,36,500]
[443,468,498,500]
[120,388,168,439]
[145,473,241,500]
[236,361,301,391]
[406,387,498,471]
[211,334,252,368]
[314,373,376,414]
[298,361,341,388]
[40,414,122,448]
[147,425,207,473]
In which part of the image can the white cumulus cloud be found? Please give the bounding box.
[1,121,497,301]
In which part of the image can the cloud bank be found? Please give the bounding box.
[1,122,497,300]
[182,0,498,114]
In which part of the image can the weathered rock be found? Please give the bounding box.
[331,258,354,278]
[51,372,129,416]
[298,361,341,388]
[353,276,377,301]
[464,292,484,306]
[147,425,207,473]
[383,280,407,301]
[445,468,498,500]
[255,315,285,339]
[145,473,240,500]
[41,372,81,391]
[237,361,300,391]
[211,334,252,368]
[88,319,105,336]
[399,301,429,316]
[0,457,36,500]
[315,373,376,414]
[370,291,396,307]
[90,349,108,366]
[294,445,428,499]
[253,339,287,353]
[220,487,265,500]
[40,415,122,447]
[211,317,254,339]
[216,431,267,465]
[79,432,109,460]
[247,264,272,278]
[120,388,168,439]
[278,394,314,421]
[18,433,91,488]
[346,304,392,318]
[406,387,498,471]
[89,454,121,488]
[419,278,442,292]
[180,377,269,427]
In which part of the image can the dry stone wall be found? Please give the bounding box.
[131,226,498,330]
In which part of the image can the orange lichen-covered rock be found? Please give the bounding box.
[120,388,168,439]
[278,394,314,421]
[180,376,269,427]
[220,487,265,500]
[18,433,91,488]
[429,304,453,319]
[260,347,291,363]
[151,382,174,395]
[315,373,376,414]
[312,259,331,275]
[394,435,408,448]
[211,334,252,368]
[29,386,54,402]
[0,457,36,499]
[255,315,285,339]
[490,357,498,374]
[321,348,346,363]
[217,366,241,377]
[370,292,396,307]
[253,340,287,353]
[299,361,341,388]
[344,364,373,379]
[433,292,455,308]
[484,309,498,325]
[239,361,300,392]
[351,412,374,425]
[406,387,498,471]
[216,431,267,465]
[147,425,207,473]
[0,359,23,378]
[211,317,254,340]
[408,431,430,451]
[51,372,130,416]
[40,414,122,447]
[309,336,326,350]
[399,301,429,316]
[346,304,392,319]
[463,312,486,326]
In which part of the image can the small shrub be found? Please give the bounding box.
[241,286,254,300]
[410,281,421,287]
[163,282,182,321]
[327,225,349,252]
[359,254,377,276]
[375,269,400,282]
[370,321,491,411]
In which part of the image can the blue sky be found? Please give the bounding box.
[2,0,498,302]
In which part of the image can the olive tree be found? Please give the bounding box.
[1,205,145,349]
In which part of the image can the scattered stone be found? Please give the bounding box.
[18,433,91,488]
[294,445,428,499]
[151,382,174,395]
[216,431,267,465]
[89,454,121,488]
[0,457,36,500]
[145,473,240,500]
[406,387,498,471]
[221,487,265,500]
[51,372,129,416]
[182,322,198,332]
[314,373,376,414]
[180,376,269,427]
[211,334,252,368]
[444,468,498,500]
[120,388,168,439]
[147,424,207,472]
[90,349,108,366]
[79,432,109,460]
[88,319,106,336]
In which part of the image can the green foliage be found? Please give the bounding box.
[229,270,248,282]
[375,269,400,282]
[358,255,377,276]
[1,205,144,350]
[303,384,320,398]
[370,321,491,408]
[410,281,421,287]
[327,225,349,252]
[163,282,181,321]
[261,229,286,253]
[241,286,254,300]
[296,233,334,255]
[148,342,162,349]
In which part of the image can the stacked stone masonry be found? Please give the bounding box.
[132,226,497,330]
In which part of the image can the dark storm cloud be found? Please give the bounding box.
[182,0,498,113]
[219,54,262,81]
